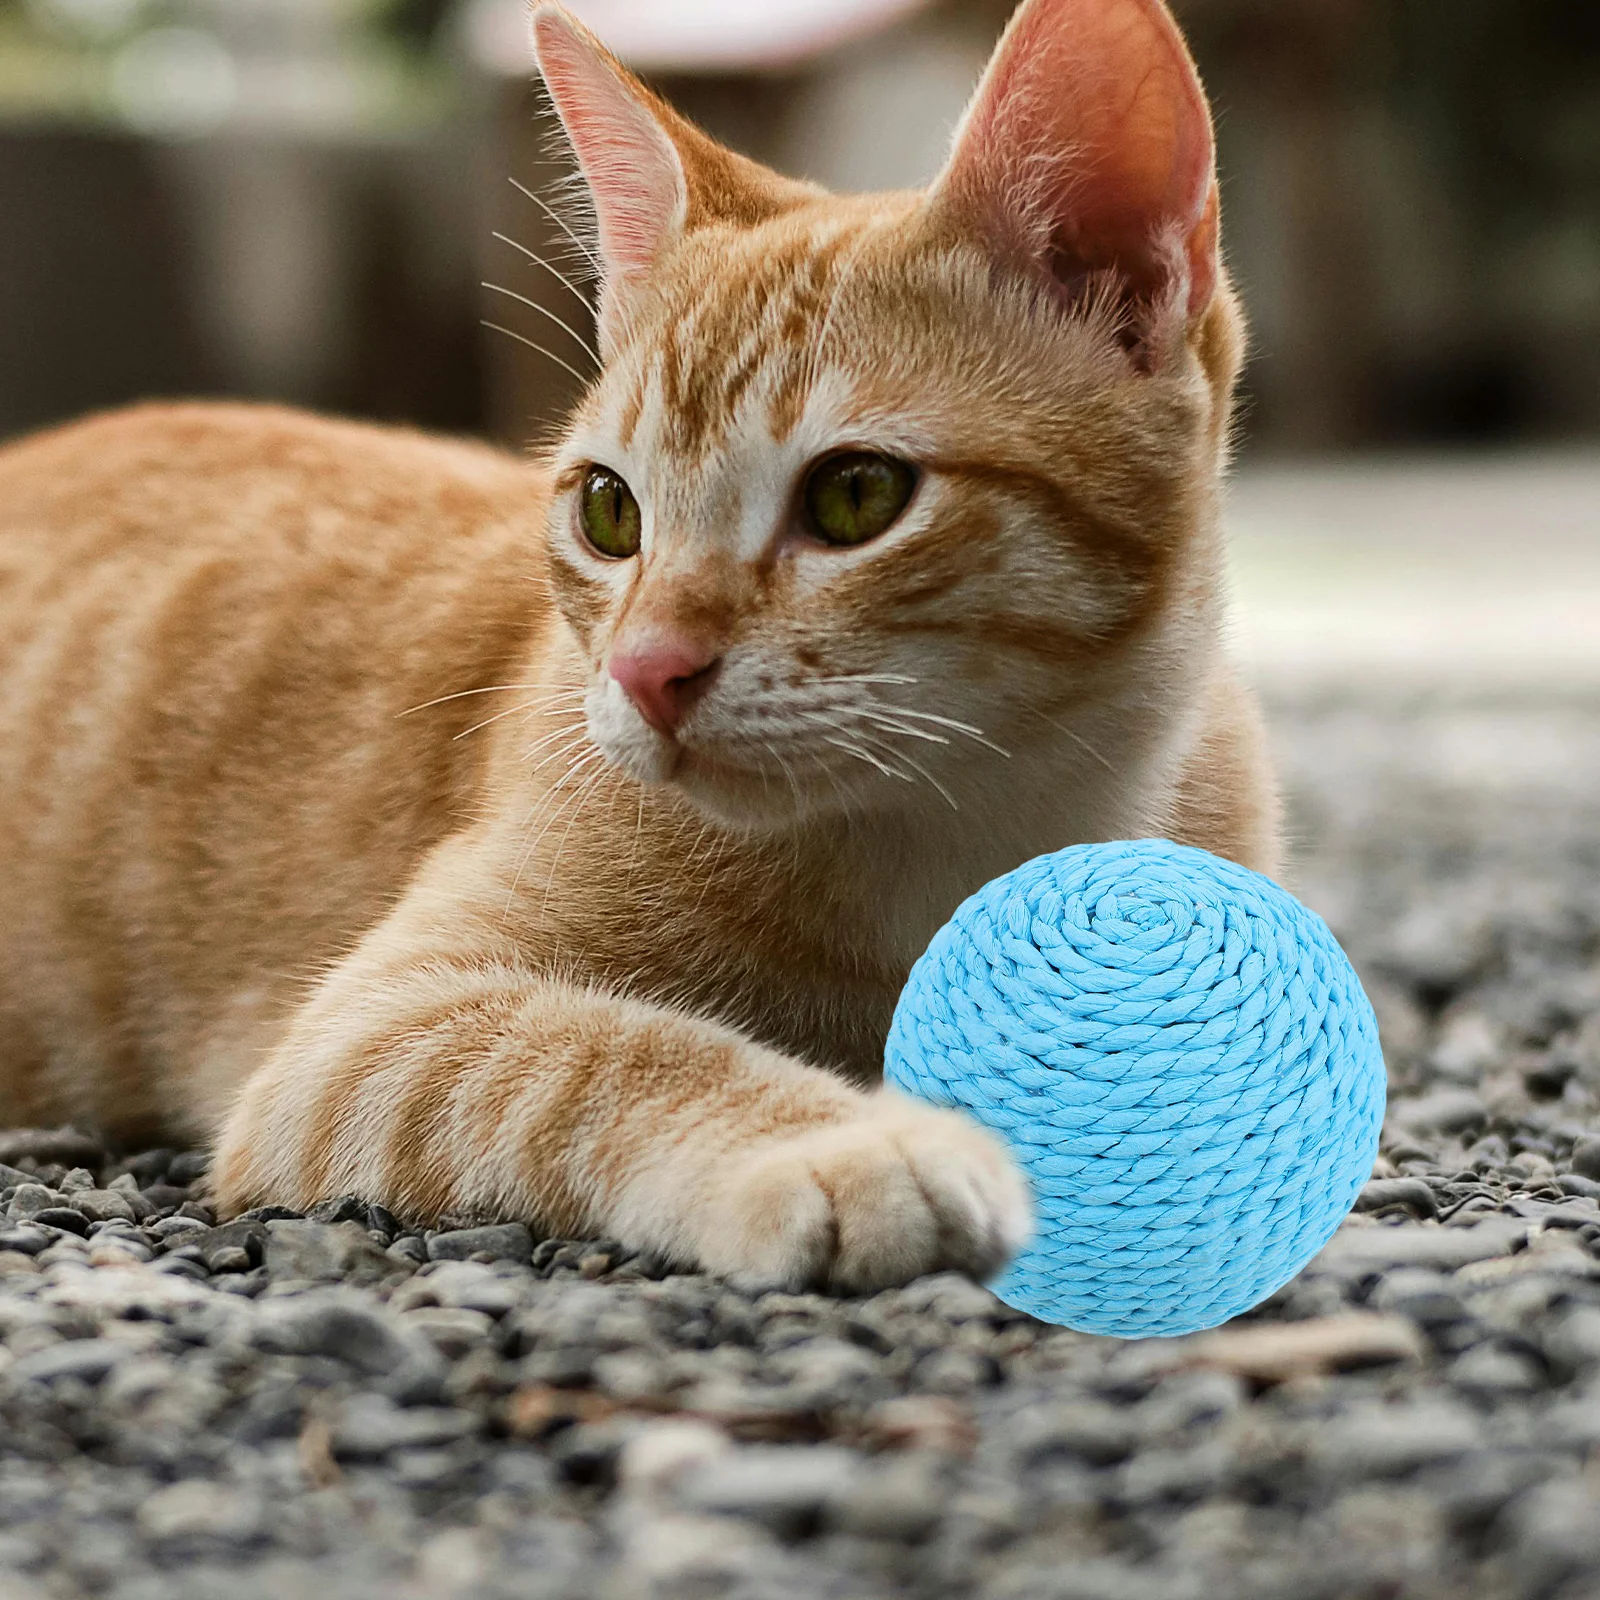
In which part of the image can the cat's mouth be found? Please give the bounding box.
[584,699,821,829]
[584,671,970,831]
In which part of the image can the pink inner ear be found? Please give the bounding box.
[946,0,1217,319]
[532,9,687,280]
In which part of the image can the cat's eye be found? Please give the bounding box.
[803,452,916,548]
[578,466,642,559]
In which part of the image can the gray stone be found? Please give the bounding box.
[1136,1371,1246,1436]
[29,1207,87,1237]
[251,1287,432,1378]
[0,1225,51,1257]
[149,1215,210,1241]
[1389,1089,1487,1137]
[409,1259,525,1316]
[1309,1217,1523,1274]
[1312,1403,1482,1478]
[72,1189,136,1224]
[165,1151,211,1186]
[1118,1440,1233,1505]
[1448,1343,1543,1395]
[986,1558,1204,1600]
[888,1272,1006,1321]
[825,1457,947,1541]
[678,1446,865,1537]
[135,1481,264,1544]
[1500,1478,1600,1588]
[426,1223,534,1264]
[4,1185,58,1223]
[1541,1305,1600,1373]
[264,1219,393,1284]
[1353,1178,1438,1217]
[1536,1389,1600,1449]
[1571,1135,1600,1183]
[1383,901,1494,992]
[10,1339,124,1385]
[0,1128,104,1168]
[763,1336,882,1402]
[1010,1402,1136,1467]
[400,1305,495,1356]
[193,1220,266,1272]
[914,1347,995,1395]
[331,1394,479,1459]
[1369,1268,1468,1326]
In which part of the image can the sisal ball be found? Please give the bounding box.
[886,839,1386,1338]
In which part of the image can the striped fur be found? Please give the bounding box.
[0,0,1279,1290]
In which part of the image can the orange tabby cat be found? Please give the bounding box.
[0,0,1279,1290]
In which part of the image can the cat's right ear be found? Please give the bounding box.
[530,6,688,298]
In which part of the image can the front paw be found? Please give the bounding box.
[697,1096,1031,1293]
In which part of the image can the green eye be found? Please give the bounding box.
[578,466,642,559]
[804,453,916,547]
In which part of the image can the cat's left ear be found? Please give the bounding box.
[930,0,1219,349]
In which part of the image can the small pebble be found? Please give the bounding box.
[0,705,1591,1597]
[1570,1136,1600,1183]
[426,1223,534,1265]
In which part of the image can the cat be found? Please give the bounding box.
[0,0,1279,1291]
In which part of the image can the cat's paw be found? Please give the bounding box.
[698,1096,1031,1293]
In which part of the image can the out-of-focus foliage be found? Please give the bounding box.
[0,0,456,131]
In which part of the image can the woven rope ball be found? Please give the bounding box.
[886,840,1386,1338]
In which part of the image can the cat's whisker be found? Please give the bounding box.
[482,322,595,391]
[624,786,647,885]
[492,231,596,314]
[814,673,919,688]
[688,825,738,918]
[498,690,589,718]
[878,742,960,812]
[854,698,1012,758]
[758,737,807,818]
[453,698,556,741]
[399,683,549,716]
[848,724,961,812]
[836,708,950,748]
[508,176,603,277]
[482,282,600,365]
[1020,708,1117,775]
[812,703,964,813]
[804,705,949,758]
[521,728,595,776]
[505,745,609,910]
[823,735,913,786]
[540,759,617,919]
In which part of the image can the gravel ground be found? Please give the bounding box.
[3,691,1600,1600]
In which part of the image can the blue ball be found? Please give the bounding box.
[885,839,1386,1338]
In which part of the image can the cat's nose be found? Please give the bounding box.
[608,634,722,736]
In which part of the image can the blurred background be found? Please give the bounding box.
[1,0,1597,690]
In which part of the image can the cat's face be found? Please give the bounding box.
[534,0,1241,832]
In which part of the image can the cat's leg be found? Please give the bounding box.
[211,941,1028,1292]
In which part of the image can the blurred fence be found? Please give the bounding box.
[1,0,1596,456]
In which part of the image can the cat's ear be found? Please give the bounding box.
[530,6,688,286]
[531,4,802,329]
[931,0,1219,344]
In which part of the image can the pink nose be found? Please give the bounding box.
[608,634,721,736]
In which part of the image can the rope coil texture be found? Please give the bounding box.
[885,839,1386,1338]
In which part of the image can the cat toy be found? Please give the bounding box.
[886,839,1386,1338]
